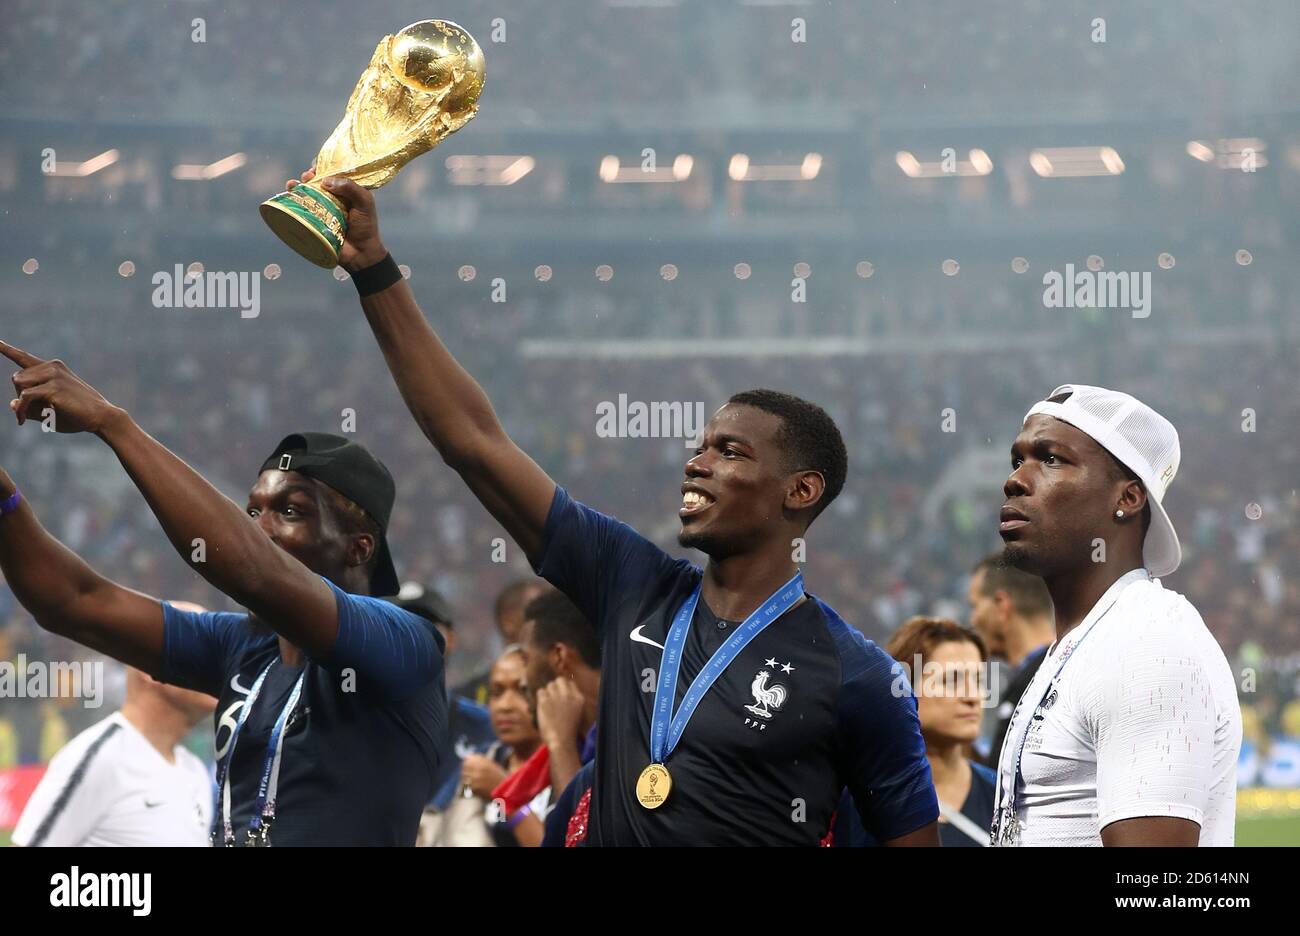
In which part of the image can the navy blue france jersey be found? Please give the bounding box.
[834,761,997,847]
[161,578,448,846]
[533,486,938,846]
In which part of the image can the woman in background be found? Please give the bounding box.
[835,617,995,847]
[440,646,544,847]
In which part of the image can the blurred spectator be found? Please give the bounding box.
[453,579,549,707]
[520,590,601,796]
[836,617,995,847]
[489,591,600,846]
[967,553,1054,767]
[445,646,542,847]
[13,665,215,847]
[395,582,497,847]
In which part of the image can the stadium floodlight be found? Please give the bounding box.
[729,153,823,182]
[1185,138,1268,170]
[895,148,993,178]
[1029,146,1124,178]
[446,155,535,185]
[171,153,247,181]
[599,154,694,183]
[969,148,994,175]
[49,149,120,177]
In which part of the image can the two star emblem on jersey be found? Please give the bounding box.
[743,658,794,729]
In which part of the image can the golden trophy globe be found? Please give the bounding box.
[260,19,484,268]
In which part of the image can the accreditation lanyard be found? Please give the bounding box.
[214,658,307,847]
[649,571,805,764]
[991,568,1150,845]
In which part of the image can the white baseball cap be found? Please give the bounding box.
[1023,384,1182,577]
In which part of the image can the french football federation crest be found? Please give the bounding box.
[744,669,788,719]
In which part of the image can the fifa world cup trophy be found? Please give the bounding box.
[260,20,485,267]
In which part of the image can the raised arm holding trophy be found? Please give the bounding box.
[260,19,484,268]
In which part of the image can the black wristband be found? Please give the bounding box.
[350,253,402,297]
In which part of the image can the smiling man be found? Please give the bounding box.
[0,342,447,846]
[991,384,1241,847]
[293,167,940,846]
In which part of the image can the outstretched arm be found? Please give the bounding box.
[0,466,164,674]
[289,170,556,567]
[1,341,340,659]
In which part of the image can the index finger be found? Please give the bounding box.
[0,340,44,369]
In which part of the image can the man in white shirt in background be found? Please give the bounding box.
[14,602,216,846]
[992,385,1241,847]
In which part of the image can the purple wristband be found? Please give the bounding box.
[0,488,20,516]
[506,804,533,828]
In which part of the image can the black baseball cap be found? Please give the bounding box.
[392,582,455,630]
[259,432,401,597]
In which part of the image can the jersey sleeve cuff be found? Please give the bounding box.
[1099,803,1205,831]
[529,484,568,577]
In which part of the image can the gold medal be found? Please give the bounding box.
[636,763,672,809]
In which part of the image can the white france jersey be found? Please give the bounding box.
[13,712,213,847]
[993,569,1241,846]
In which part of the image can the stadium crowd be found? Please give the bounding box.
[1,261,1296,772]
[3,0,1294,124]
[0,0,1295,846]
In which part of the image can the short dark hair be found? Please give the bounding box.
[322,484,380,578]
[524,591,601,669]
[727,389,848,523]
[494,579,547,626]
[972,553,1052,618]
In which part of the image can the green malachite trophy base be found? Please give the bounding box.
[259,184,349,269]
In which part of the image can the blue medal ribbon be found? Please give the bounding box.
[213,658,306,846]
[649,570,805,765]
[246,669,306,844]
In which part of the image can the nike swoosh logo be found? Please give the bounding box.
[144,800,163,808]
[629,625,665,651]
